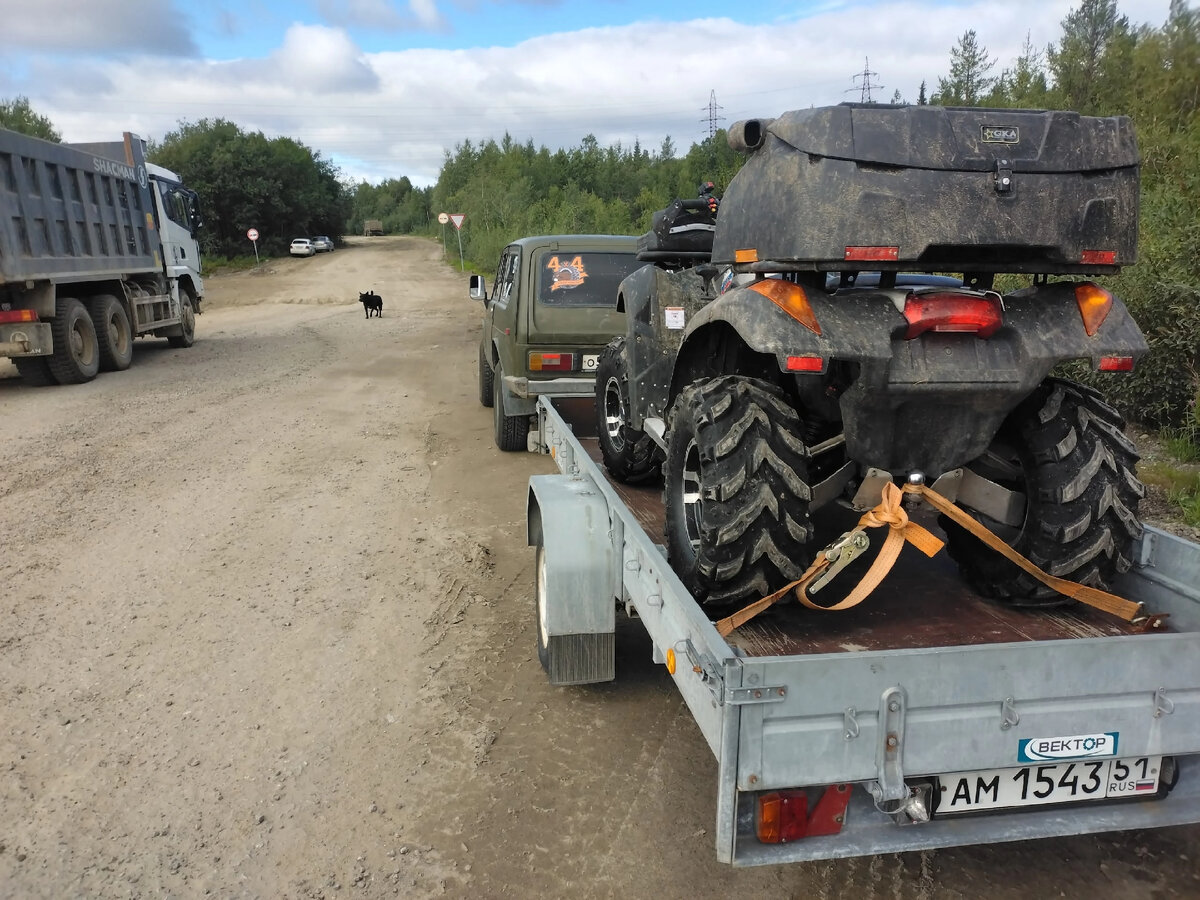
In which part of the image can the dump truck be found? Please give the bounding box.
[0,128,204,386]
[363,219,384,236]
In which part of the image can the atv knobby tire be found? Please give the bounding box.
[595,338,662,484]
[663,376,814,605]
[943,378,1144,606]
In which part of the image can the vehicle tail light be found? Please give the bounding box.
[903,291,1003,339]
[845,245,899,262]
[529,352,574,372]
[756,784,852,844]
[0,309,38,324]
[1099,356,1134,372]
[1081,249,1117,265]
[1074,282,1113,336]
[786,355,824,372]
[750,279,821,335]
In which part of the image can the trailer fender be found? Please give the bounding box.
[527,474,616,684]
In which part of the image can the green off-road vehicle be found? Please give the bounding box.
[472,234,642,450]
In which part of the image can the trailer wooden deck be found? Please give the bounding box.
[573,434,1153,658]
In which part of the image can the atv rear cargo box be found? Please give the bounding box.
[714,104,1139,275]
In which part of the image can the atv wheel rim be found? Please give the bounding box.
[602,375,626,451]
[680,438,703,554]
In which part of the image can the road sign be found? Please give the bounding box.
[450,214,465,230]
[437,212,449,225]
[247,228,259,241]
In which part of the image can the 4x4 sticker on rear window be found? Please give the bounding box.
[546,255,588,291]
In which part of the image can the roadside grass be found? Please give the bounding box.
[204,255,267,275]
[1140,457,1200,528]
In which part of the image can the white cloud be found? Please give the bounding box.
[314,0,448,32]
[5,1,1175,188]
[0,0,198,55]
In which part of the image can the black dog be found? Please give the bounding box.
[359,291,382,318]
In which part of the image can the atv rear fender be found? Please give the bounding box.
[671,279,1147,477]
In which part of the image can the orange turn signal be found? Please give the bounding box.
[749,279,821,335]
[1074,282,1113,336]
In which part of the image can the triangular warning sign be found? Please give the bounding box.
[450,214,465,230]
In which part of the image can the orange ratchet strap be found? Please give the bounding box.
[715,481,1145,638]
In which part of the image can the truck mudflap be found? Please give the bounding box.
[533,397,1200,865]
[0,321,52,356]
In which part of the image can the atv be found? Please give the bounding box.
[597,103,1147,608]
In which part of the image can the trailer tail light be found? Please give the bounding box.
[1074,282,1113,336]
[1099,356,1135,372]
[529,352,574,372]
[845,245,899,262]
[756,784,852,844]
[786,355,824,372]
[1081,249,1117,265]
[750,279,821,335]
[902,291,1003,339]
[0,309,38,324]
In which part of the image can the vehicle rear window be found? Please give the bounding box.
[535,251,642,308]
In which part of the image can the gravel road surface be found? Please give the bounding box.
[1,236,1196,898]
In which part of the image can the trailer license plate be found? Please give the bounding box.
[936,756,1162,815]
[582,354,599,372]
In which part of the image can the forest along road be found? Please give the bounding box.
[0,235,1196,899]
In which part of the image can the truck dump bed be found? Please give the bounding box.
[0,129,160,285]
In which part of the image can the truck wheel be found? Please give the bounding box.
[663,376,814,605]
[13,356,58,386]
[88,294,133,371]
[168,287,197,348]
[47,297,100,384]
[595,338,662,484]
[479,341,495,408]
[943,378,1144,606]
[493,364,530,451]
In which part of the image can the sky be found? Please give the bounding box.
[0,0,1175,188]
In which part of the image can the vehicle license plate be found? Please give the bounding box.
[582,354,599,372]
[936,756,1162,814]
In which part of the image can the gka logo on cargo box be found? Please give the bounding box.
[1018,732,1119,763]
[981,125,1020,143]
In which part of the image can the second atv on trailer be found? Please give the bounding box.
[598,102,1148,609]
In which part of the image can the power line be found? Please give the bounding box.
[848,57,883,104]
[700,90,724,139]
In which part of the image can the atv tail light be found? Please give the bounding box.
[0,309,38,324]
[1074,282,1113,336]
[786,355,824,372]
[750,279,821,335]
[529,352,574,372]
[1099,356,1134,372]
[1081,249,1117,265]
[756,785,852,844]
[902,291,1003,339]
[845,245,899,262]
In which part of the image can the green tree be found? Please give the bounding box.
[0,96,60,141]
[1048,0,1130,112]
[150,119,351,258]
[934,30,997,105]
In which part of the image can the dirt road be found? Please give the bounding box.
[1,237,1196,898]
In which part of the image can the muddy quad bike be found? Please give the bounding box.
[602,103,1147,608]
